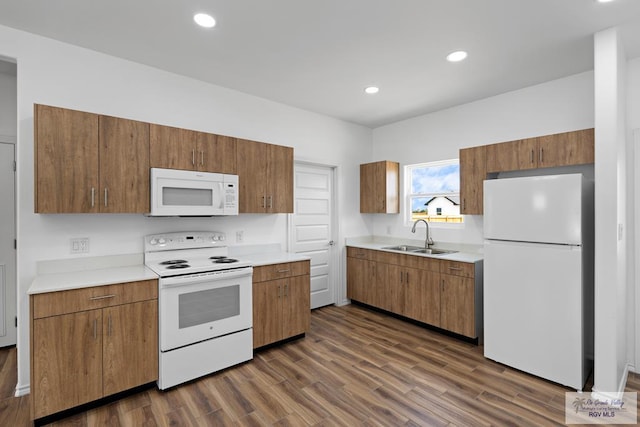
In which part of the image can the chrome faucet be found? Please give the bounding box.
[411,219,434,249]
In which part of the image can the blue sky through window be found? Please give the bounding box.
[409,163,460,212]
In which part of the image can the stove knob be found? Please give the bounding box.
[219,235,226,241]
[213,235,220,241]
[158,238,166,245]
[150,238,158,245]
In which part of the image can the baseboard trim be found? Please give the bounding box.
[15,382,30,397]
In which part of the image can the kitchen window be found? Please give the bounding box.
[405,159,463,224]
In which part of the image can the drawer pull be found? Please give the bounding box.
[277,269,290,273]
[448,267,463,271]
[93,319,98,340]
[89,294,116,301]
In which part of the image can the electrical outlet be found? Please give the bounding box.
[70,237,90,254]
[236,230,244,243]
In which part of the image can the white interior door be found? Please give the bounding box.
[290,163,336,309]
[0,142,16,347]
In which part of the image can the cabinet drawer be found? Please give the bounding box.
[32,279,158,319]
[439,261,474,278]
[346,247,372,260]
[253,260,310,282]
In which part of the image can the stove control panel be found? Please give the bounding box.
[145,231,227,251]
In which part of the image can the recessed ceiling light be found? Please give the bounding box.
[364,86,379,94]
[597,0,615,3]
[446,51,468,62]
[194,13,216,28]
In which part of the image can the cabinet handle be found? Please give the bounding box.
[277,285,281,298]
[93,319,98,340]
[530,149,534,164]
[89,294,116,301]
[107,314,112,337]
[268,195,273,209]
[284,284,288,297]
[448,266,463,271]
[104,188,108,207]
[382,199,386,210]
[462,198,465,211]
[405,272,409,283]
[277,269,290,273]
[441,279,445,291]
[91,187,95,208]
[192,149,195,166]
[262,195,266,208]
[200,151,204,166]
[539,148,544,164]
[400,272,403,283]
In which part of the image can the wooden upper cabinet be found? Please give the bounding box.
[360,161,399,214]
[35,105,149,214]
[35,104,99,213]
[486,137,538,172]
[236,138,293,213]
[459,145,486,215]
[486,128,594,173]
[267,143,294,213]
[149,124,198,171]
[150,124,238,173]
[537,128,594,168]
[99,116,150,213]
[197,133,237,174]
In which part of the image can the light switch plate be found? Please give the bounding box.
[70,237,89,253]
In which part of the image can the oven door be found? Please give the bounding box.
[159,267,252,352]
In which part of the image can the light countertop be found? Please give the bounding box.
[346,238,483,263]
[29,264,159,295]
[29,246,310,295]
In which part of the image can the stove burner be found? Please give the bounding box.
[166,264,190,269]
[214,258,238,264]
[160,260,188,265]
[209,256,227,260]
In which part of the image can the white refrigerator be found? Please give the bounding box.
[483,174,593,391]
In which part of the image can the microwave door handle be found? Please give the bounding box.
[218,182,224,209]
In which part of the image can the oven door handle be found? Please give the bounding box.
[159,267,253,288]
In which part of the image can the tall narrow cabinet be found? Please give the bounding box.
[360,161,399,214]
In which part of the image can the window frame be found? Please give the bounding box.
[404,158,463,227]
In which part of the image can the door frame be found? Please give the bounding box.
[0,135,16,348]
[287,160,340,307]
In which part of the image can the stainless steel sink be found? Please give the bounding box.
[381,245,458,255]
[411,248,458,255]
[381,245,424,252]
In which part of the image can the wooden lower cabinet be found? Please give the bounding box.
[30,280,158,420]
[253,260,310,348]
[347,247,482,339]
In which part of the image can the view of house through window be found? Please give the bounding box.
[406,159,463,224]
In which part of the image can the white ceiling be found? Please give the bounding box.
[0,1,639,128]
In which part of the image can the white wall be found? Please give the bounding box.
[0,24,373,393]
[371,71,595,246]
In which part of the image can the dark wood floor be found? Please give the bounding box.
[2,304,639,426]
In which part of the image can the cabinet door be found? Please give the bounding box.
[282,275,310,338]
[102,300,158,396]
[149,124,197,170]
[347,256,367,302]
[459,146,486,215]
[35,104,99,213]
[196,133,237,174]
[386,264,405,314]
[252,279,283,348]
[486,138,537,172]
[32,310,102,418]
[359,162,380,213]
[406,269,441,327]
[237,139,269,213]
[441,274,475,337]
[266,144,294,213]
[537,128,594,168]
[99,116,150,213]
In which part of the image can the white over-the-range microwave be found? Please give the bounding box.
[149,168,239,216]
